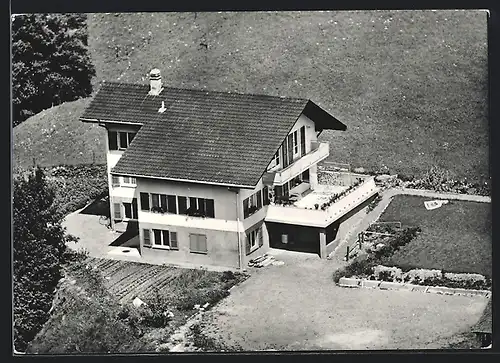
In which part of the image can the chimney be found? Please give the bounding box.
[148,68,163,96]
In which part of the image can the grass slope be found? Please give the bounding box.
[14,11,488,184]
[13,98,106,169]
[378,195,491,276]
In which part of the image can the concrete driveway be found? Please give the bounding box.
[199,249,487,351]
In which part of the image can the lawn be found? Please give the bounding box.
[13,10,489,184]
[377,195,491,277]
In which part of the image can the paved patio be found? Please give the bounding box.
[62,202,240,272]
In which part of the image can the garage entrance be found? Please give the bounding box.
[266,222,321,255]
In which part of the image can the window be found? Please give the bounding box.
[143,229,151,246]
[273,150,280,167]
[293,130,299,154]
[160,194,167,211]
[119,132,128,150]
[123,199,138,219]
[198,198,206,214]
[205,199,215,218]
[300,126,306,156]
[113,203,122,220]
[178,196,188,214]
[263,186,270,206]
[162,230,170,246]
[109,131,118,150]
[186,197,214,218]
[153,229,162,245]
[109,131,137,150]
[243,190,264,218]
[122,176,137,185]
[124,203,132,219]
[302,169,310,183]
[245,226,263,255]
[287,133,294,165]
[151,193,160,210]
[141,193,212,217]
[147,229,178,249]
[190,234,207,254]
[167,195,177,214]
[111,175,120,187]
[140,192,150,211]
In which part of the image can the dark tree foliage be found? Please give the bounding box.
[13,167,77,352]
[12,13,96,126]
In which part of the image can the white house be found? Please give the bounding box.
[80,69,379,270]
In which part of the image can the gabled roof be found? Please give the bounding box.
[471,298,492,334]
[81,81,346,187]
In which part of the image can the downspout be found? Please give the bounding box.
[235,190,243,271]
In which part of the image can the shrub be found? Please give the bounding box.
[404,268,442,285]
[46,164,109,217]
[220,270,236,283]
[442,272,491,290]
[189,323,221,352]
[140,289,174,328]
[398,173,415,182]
[366,194,383,214]
[334,226,421,284]
[176,288,230,311]
[333,257,377,283]
[373,265,403,282]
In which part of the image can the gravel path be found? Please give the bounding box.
[198,250,487,351]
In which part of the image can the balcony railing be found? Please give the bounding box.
[263,141,329,186]
[265,175,379,228]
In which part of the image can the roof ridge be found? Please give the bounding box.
[100,80,310,102]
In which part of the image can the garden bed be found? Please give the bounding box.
[27,256,247,353]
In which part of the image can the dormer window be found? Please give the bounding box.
[108,131,136,151]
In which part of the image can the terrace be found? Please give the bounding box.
[265,172,379,228]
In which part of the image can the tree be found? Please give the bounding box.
[12,13,96,126]
[13,167,77,352]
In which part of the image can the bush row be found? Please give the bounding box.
[371,265,491,290]
[332,226,421,283]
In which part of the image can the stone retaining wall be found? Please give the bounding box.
[338,277,491,298]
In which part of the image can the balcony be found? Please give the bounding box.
[265,173,379,228]
[263,141,329,186]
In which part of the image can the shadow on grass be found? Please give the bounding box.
[80,196,110,217]
[109,221,140,248]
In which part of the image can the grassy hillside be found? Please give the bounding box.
[13,98,106,168]
[14,10,489,183]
